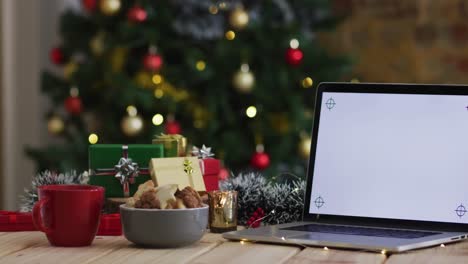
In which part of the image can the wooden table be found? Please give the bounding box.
[0,231,467,263]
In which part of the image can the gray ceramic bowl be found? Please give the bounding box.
[120,204,208,248]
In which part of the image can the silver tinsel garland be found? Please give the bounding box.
[19,170,89,212]
[220,172,305,226]
[263,180,305,225]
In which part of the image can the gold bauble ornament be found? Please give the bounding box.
[298,136,312,159]
[100,0,121,16]
[302,77,313,88]
[121,115,143,136]
[229,7,249,30]
[232,64,254,93]
[47,116,65,135]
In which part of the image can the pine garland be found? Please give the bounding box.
[220,172,305,226]
[264,180,305,225]
[19,170,89,212]
[219,172,269,224]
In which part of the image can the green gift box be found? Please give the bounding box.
[88,144,164,198]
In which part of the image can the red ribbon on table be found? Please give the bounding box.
[0,211,20,224]
[99,214,120,230]
[97,214,122,236]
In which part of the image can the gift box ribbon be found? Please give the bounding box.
[92,145,149,197]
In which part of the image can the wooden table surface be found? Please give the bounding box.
[0,231,467,263]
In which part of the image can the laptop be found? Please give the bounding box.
[223,82,468,253]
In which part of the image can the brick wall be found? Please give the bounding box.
[324,0,468,84]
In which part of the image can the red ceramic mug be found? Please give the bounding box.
[33,185,105,247]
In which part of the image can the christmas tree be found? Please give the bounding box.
[27,0,349,177]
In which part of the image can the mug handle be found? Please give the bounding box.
[33,199,52,234]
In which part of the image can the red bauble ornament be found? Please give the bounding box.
[143,53,163,71]
[165,121,181,134]
[82,0,97,12]
[218,168,230,180]
[64,96,83,115]
[218,168,229,181]
[285,47,303,66]
[127,6,147,23]
[250,151,270,170]
[50,47,65,65]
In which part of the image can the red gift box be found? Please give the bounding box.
[97,213,122,236]
[0,211,37,231]
[199,158,220,192]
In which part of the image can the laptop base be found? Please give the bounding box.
[222,221,467,253]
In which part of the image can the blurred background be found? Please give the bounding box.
[1,0,467,210]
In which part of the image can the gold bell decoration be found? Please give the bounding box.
[229,6,249,30]
[232,63,255,93]
[121,105,143,136]
[100,0,121,16]
[47,115,65,135]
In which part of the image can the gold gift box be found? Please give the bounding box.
[152,133,187,157]
[149,157,206,192]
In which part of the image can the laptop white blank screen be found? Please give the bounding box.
[309,92,468,223]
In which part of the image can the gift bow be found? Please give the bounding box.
[113,145,139,196]
[191,145,214,159]
[183,158,195,188]
[114,156,139,185]
[93,145,147,197]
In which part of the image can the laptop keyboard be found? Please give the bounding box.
[281,224,440,239]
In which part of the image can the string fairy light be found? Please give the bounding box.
[290,38,299,49]
[152,74,163,85]
[152,114,164,126]
[88,133,98,144]
[154,88,164,99]
[126,105,137,117]
[209,5,218,14]
[196,60,206,71]
[246,106,257,118]
[225,30,236,40]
